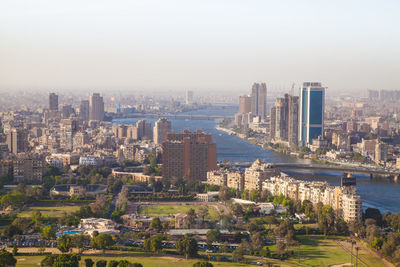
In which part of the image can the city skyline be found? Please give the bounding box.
[1,0,400,92]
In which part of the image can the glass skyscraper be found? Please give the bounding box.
[299,82,326,146]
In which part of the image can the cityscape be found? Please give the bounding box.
[1,1,400,267]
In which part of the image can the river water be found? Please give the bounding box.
[113,106,400,213]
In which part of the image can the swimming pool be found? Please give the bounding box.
[56,230,85,237]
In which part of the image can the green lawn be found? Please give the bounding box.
[15,255,253,267]
[283,235,385,267]
[18,205,82,218]
[138,204,220,220]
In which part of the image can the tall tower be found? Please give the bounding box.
[299,82,326,146]
[239,95,252,114]
[251,83,267,119]
[49,93,58,111]
[153,118,172,144]
[186,90,194,105]
[6,128,28,154]
[80,100,90,121]
[288,95,299,146]
[89,93,104,121]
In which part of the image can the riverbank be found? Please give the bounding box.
[216,125,309,160]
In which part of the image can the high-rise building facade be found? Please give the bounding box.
[49,93,58,111]
[153,118,171,144]
[80,100,90,121]
[239,95,252,114]
[6,128,29,154]
[186,90,194,105]
[162,130,217,180]
[299,82,325,146]
[251,83,267,119]
[288,95,299,146]
[136,120,153,140]
[89,93,104,121]
[270,94,298,146]
[60,118,78,151]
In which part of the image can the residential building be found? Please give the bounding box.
[79,100,90,121]
[251,83,267,119]
[206,171,227,187]
[89,93,104,121]
[162,130,217,180]
[227,171,244,192]
[136,120,153,140]
[6,128,29,154]
[153,118,171,144]
[239,95,252,114]
[13,153,45,183]
[49,93,58,111]
[341,194,362,222]
[244,159,278,191]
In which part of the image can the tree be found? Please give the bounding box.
[96,260,107,267]
[232,245,243,261]
[198,206,209,224]
[85,259,94,267]
[276,241,286,258]
[184,209,197,229]
[318,205,335,235]
[176,234,198,259]
[251,232,264,252]
[150,217,162,231]
[71,234,91,254]
[42,225,56,240]
[193,262,213,267]
[57,235,72,253]
[12,245,17,256]
[41,254,81,267]
[91,233,115,252]
[366,224,380,243]
[143,235,163,253]
[206,229,221,249]
[0,249,16,267]
[107,260,119,267]
[231,203,244,218]
[365,208,382,226]
[3,224,22,239]
[218,186,231,202]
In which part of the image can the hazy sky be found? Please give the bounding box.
[0,0,399,93]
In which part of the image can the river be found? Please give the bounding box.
[113,106,400,213]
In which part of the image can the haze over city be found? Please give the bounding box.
[1,1,400,266]
[1,0,400,93]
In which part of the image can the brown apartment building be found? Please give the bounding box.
[162,130,217,181]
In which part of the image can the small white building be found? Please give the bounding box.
[257,203,275,215]
[79,218,119,235]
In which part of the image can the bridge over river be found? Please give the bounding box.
[112,113,231,120]
[230,162,400,181]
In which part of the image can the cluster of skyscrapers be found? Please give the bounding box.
[237,82,325,147]
[271,82,326,146]
[48,92,104,122]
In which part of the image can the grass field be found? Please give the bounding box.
[138,204,220,220]
[14,235,387,267]
[18,205,82,218]
[284,235,386,267]
[15,255,260,267]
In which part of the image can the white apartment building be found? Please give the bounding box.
[262,175,362,222]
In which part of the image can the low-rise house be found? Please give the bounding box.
[196,191,219,202]
[50,184,108,197]
[79,218,119,235]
